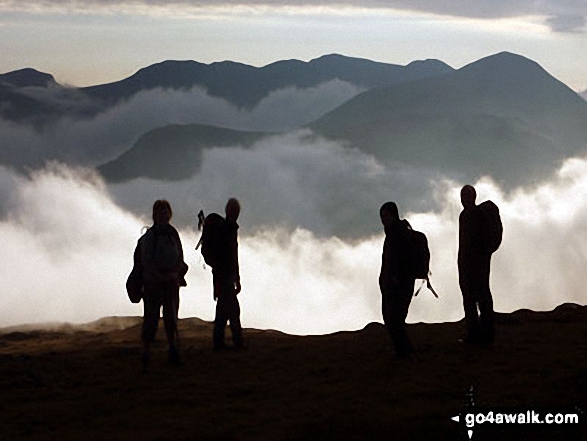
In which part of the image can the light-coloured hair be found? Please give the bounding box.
[152,199,172,222]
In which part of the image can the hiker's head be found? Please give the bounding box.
[380,202,399,227]
[153,200,172,225]
[460,185,477,209]
[225,198,241,223]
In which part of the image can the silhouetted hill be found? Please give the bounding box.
[0,68,56,88]
[0,69,103,124]
[99,52,587,189]
[81,54,453,109]
[0,55,452,126]
[311,52,587,187]
[581,90,587,100]
[0,69,63,123]
[98,124,267,182]
[0,85,61,123]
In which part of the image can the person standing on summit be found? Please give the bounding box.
[138,200,188,368]
[379,201,416,357]
[458,185,502,345]
[212,198,245,350]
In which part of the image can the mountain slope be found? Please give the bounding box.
[99,53,587,189]
[81,54,453,109]
[0,68,56,88]
[98,124,267,182]
[0,55,453,126]
[310,52,587,187]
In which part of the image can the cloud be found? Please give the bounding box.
[544,14,586,33]
[0,0,585,33]
[2,155,587,334]
[0,80,363,169]
[105,130,445,239]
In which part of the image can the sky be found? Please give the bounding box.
[0,0,585,91]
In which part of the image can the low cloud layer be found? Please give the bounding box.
[106,131,445,239]
[0,80,363,169]
[1,0,585,33]
[2,156,587,334]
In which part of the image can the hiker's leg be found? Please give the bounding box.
[397,279,415,353]
[213,295,229,349]
[400,279,415,321]
[228,294,243,348]
[460,271,480,341]
[386,290,411,356]
[381,291,394,340]
[477,257,495,344]
[162,283,179,349]
[141,285,161,365]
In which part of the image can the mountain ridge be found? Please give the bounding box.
[80,54,454,109]
[99,52,587,191]
[0,68,57,88]
[0,54,453,125]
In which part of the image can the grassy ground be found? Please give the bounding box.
[1,305,587,440]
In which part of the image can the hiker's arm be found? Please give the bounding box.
[235,244,241,294]
[232,226,241,291]
[172,226,188,285]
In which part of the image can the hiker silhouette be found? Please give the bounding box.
[458,185,502,345]
[379,202,415,357]
[209,198,245,351]
[133,200,188,367]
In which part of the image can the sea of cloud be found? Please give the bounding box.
[0,79,364,170]
[2,154,587,334]
[106,130,444,239]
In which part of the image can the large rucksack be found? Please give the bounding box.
[196,211,225,268]
[402,220,430,280]
[402,220,439,298]
[126,242,143,303]
[141,225,182,271]
[478,200,503,254]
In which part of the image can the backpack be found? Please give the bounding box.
[126,242,143,303]
[141,225,182,272]
[402,220,439,298]
[196,211,225,268]
[402,220,430,280]
[478,200,503,253]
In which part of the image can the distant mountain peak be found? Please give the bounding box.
[460,51,543,74]
[0,68,56,88]
[312,53,365,62]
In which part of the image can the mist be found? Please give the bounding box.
[0,79,364,170]
[106,130,445,239]
[2,155,587,334]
